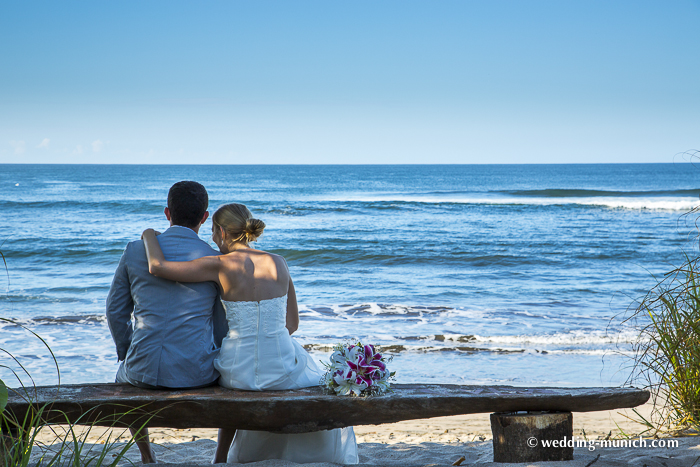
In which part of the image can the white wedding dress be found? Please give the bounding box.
[214,294,359,464]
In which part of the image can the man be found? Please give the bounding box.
[106,180,227,464]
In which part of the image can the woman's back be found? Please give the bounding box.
[217,249,289,302]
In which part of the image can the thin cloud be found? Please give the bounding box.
[92,139,103,153]
[37,138,50,149]
[9,140,25,154]
[74,144,83,155]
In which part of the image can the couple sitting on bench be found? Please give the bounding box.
[106,181,358,464]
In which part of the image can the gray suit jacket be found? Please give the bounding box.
[106,226,228,388]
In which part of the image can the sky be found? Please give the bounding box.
[1,1,699,164]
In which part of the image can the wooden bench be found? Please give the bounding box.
[4,383,649,463]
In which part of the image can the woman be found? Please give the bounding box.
[141,203,358,464]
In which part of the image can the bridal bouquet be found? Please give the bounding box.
[321,341,395,397]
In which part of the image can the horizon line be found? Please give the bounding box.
[2,161,697,166]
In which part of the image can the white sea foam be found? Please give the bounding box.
[543,349,636,356]
[309,302,492,319]
[321,195,700,211]
[470,329,640,346]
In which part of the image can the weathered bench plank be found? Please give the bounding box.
[5,383,649,434]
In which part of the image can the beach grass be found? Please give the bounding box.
[627,251,700,436]
[2,402,142,467]
[0,312,142,466]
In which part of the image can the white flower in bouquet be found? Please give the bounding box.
[333,370,368,396]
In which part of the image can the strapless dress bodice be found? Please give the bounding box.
[215,292,321,391]
[221,294,287,337]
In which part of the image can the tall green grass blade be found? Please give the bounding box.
[0,379,7,414]
[0,317,61,387]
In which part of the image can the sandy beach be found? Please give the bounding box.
[26,401,700,466]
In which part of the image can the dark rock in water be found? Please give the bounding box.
[377,344,406,353]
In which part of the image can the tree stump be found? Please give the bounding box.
[490,411,573,463]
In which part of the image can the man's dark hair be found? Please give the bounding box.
[167,181,209,229]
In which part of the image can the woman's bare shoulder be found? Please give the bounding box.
[251,250,289,276]
[220,249,287,267]
[258,250,289,270]
[261,250,287,261]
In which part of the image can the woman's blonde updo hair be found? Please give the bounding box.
[212,203,265,245]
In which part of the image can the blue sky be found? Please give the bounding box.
[1,1,698,164]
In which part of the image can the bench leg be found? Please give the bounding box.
[490,411,573,463]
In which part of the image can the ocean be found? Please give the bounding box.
[1,163,698,388]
